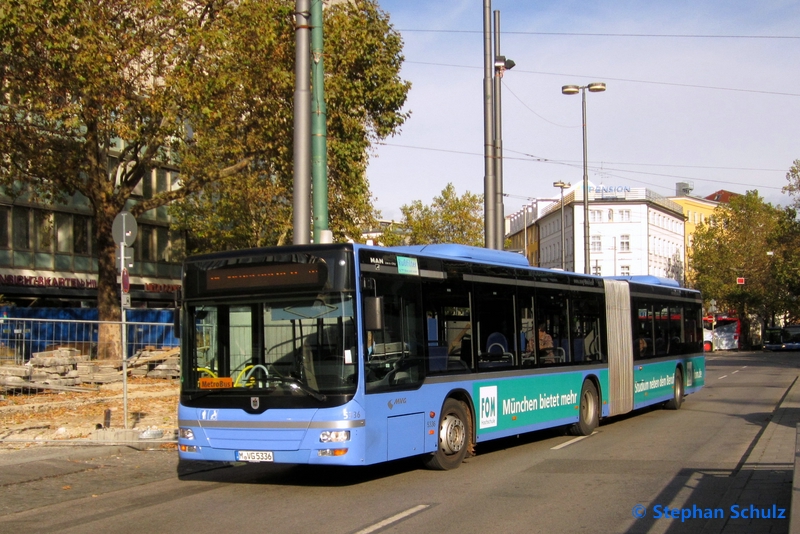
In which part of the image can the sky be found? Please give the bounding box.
[366,0,800,221]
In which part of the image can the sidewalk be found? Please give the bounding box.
[702,376,800,534]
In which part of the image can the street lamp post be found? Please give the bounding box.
[553,181,570,270]
[561,82,606,274]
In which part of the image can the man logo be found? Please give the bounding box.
[479,385,498,429]
[251,397,260,410]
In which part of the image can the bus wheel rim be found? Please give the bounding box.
[440,414,465,455]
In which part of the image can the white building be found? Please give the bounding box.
[533,183,685,280]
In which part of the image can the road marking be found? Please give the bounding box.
[551,431,597,450]
[355,505,430,534]
[732,370,739,374]
[718,375,728,379]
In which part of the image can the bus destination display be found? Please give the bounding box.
[206,263,326,290]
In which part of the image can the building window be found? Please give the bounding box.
[139,225,156,262]
[619,210,631,222]
[621,265,630,276]
[157,226,169,261]
[620,234,630,252]
[590,210,603,223]
[74,215,90,255]
[156,168,168,194]
[0,206,9,248]
[12,207,30,250]
[591,235,601,252]
[55,212,72,253]
[34,210,54,252]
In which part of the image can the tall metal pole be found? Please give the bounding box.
[523,205,527,260]
[581,88,590,274]
[560,189,566,270]
[310,0,328,243]
[482,0,496,249]
[120,241,128,429]
[293,0,312,244]
[492,10,505,249]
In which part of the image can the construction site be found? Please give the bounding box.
[0,316,180,451]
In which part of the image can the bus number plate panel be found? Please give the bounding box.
[236,450,274,462]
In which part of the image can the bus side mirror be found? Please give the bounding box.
[364,296,384,332]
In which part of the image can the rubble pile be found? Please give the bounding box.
[0,346,179,393]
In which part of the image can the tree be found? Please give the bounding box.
[782,159,800,210]
[383,183,484,246]
[171,0,410,252]
[689,191,800,345]
[0,0,409,338]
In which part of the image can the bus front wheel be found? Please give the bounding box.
[570,380,599,436]
[424,398,471,470]
[665,368,684,410]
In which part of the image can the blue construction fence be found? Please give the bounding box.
[0,307,178,361]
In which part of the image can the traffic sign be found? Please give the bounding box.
[112,211,138,246]
[122,268,130,294]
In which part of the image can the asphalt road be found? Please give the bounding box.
[0,350,796,534]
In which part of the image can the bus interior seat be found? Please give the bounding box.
[486,332,509,357]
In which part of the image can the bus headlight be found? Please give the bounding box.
[319,430,350,443]
[179,428,195,440]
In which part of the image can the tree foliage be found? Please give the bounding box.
[171,0,410,252]
[0,0,409,324]
[382,183,484,246]
[782,159,800,210]
[690,191,800,342]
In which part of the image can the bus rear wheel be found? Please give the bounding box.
[424,398,472,470]
[665,368,684,410]
[570,380,599,436]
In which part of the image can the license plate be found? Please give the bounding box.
[236,450,274,462]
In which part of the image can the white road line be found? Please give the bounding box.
[355,505,430,534]
[718,375,728,379]
[732,370,739,374]
[551,431,597,450]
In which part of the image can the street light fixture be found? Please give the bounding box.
[553,181,570,270]
[561,82,606,274]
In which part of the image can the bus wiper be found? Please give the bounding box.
[187,390,214,401]
[271,376,327,401]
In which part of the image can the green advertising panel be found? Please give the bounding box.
[633,356,705,405]
[473,371,607,436]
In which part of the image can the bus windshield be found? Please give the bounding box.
[185,292,357,398]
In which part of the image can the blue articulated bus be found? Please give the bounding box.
[177,243,705,470]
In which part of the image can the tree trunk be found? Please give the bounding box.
[95,200,123,360]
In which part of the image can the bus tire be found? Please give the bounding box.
[424,398,471,470]
[570,380,599,436]
[665,368,684,410]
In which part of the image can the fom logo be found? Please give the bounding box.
[479,385,498,429]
